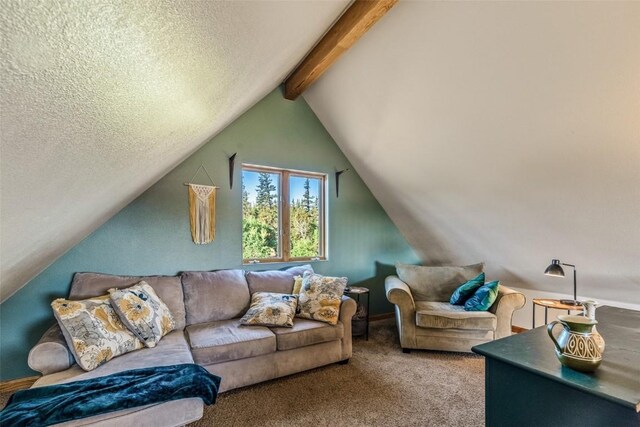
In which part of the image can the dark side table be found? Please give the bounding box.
[344,286,370,340]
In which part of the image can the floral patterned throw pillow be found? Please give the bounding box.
[297,272,348,325]
[108,281,175,348]
[51,295,144,371]
[292,275,303,295]
[240,292,298,327]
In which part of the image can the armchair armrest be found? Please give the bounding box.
[385,275,415,311]
[489,285,526,339]
[385,275,417,349]
[28,323,74,375]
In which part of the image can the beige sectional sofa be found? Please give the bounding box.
[27,266,357,426]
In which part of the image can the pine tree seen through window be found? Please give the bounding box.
[242,165,326,263]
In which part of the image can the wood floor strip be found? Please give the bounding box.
[370,312,394,321]
[0,375,39,393]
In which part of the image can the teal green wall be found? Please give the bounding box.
[0,87,418,380]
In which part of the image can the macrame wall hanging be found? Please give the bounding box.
[184,165,218,245]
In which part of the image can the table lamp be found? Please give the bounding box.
[544,259,581,306]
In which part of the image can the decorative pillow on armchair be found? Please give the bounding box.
[240,292,298,327]
[464,280,500,311]
[297,272,348,325]
[450,273,485,305]
[51,296,144,371]
[109,281,175,348]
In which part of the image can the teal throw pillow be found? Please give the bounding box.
[449,273,485,305]
[464,280,500,311]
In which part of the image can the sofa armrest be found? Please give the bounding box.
[28,323,74,375]
[339,295,357,323]
[489,285,526,339]
[385,275,417,349]
[339,295,357,360]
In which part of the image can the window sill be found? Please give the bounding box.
[242,258,327,267]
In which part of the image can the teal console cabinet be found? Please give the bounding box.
[473,306,640,427]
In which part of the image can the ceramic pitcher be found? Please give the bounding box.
[547,315,602,372]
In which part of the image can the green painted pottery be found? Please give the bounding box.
[547,315,603,373]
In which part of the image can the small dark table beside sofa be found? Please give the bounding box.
[26,266,357,426]
[473,306,640,427]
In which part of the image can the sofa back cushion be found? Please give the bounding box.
[245,265,314,295]
[395,263,484,302]
[181,269,250,325]
[69,273,186,330]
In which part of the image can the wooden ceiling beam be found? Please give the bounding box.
[284,0,398,100]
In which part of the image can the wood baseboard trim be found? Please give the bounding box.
[512,326,528,334]
[0,376,39,393]
[370,312,394,321]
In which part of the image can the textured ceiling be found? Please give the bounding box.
[0,0,349,302]
[305,2,640,303]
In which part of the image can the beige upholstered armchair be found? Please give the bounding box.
[385,263,525,353]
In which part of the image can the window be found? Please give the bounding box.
[242,164,326,263]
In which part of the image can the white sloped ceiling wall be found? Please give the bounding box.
[304,1,640,303]
[0,0,349,302]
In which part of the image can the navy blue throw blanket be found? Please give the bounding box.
[0,364,221,427]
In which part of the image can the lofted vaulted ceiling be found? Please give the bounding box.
[2,1,639,307]
[0,0,350,302]
[304,1,640,303]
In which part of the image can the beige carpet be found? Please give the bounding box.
[1,319,485,426]
[194,319,484,426]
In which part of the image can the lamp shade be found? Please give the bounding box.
[544,259,565,277]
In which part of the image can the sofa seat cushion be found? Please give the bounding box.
[269,319,344,351]
[33,330,194,387]
[415,301,497,331]
[186,319,276,365]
